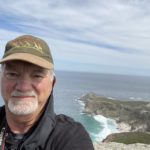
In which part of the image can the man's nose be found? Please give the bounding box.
[15,75,32,92]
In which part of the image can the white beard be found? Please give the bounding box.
[8,91,38,115]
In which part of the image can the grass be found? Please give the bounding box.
[106,132,150,144]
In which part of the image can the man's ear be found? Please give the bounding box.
[52,76,56,88]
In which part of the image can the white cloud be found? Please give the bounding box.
[0,0,150,75]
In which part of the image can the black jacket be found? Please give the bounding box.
[0,94,94,150]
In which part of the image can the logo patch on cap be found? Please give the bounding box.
[11,41,43,54]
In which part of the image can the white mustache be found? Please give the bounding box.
[11,91,37,97]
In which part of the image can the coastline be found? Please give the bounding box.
[93,114,119,142]
[78,96,132,142]
[79,92,150,132]
[78,93,150,149]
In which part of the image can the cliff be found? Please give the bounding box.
[80,93,150,132]
[79,93,150,149]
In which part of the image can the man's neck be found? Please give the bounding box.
[5,109,43,134]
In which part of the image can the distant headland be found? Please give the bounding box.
[79,93,150,150]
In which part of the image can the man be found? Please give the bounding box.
[0,35,94,150]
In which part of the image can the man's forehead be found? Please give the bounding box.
[4,60,46,70]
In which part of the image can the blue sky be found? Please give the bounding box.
[0,0,150,76]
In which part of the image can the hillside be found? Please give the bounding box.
[80,93,150,132]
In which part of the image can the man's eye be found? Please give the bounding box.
[33,74,44,78]
[6,72,19,79]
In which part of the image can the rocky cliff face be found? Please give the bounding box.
[79,93,150,149]
[80,93,150,132]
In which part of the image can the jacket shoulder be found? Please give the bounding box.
[51,114,94,150]
[56,114,75,123]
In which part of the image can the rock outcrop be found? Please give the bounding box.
[94,142,150,150]
[79,93,150,149]
[80,93,150,132]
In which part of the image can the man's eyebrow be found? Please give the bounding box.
[4,63,16,70]
[32,68,49,73]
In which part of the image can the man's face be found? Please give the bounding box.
[0,60,53,116]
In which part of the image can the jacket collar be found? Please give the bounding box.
[21,93,56,149]
[4,93,56,149]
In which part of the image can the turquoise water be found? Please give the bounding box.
[82,114,100,134]
[77,114,102,141]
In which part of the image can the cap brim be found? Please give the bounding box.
[0,53,53,69]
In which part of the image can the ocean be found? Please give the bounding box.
[0,70,150,141]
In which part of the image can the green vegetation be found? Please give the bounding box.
[80,93,150,145]
[80,93,150,132]
[103,132,150,144]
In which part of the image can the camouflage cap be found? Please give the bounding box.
[0,35,54,69]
